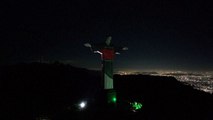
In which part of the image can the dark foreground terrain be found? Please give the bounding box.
[1,62,212,120]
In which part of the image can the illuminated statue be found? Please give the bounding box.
[84,36,128,103]
[85,36,128,89]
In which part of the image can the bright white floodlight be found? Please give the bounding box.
[79,101,86,109]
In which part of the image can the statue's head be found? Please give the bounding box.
[105,36,112,46]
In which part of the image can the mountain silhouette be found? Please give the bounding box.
[1,62,212,120]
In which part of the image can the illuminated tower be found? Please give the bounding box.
[84,36,128,104]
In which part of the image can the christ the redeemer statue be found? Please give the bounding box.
[84,36,128,90]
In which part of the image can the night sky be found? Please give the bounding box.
[1,0,213,72]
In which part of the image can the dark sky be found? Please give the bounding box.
[1,0,213,72]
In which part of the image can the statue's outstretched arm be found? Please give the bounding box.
[84,43,103,54]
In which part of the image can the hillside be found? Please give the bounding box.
[1,62,212,120]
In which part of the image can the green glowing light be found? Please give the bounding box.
[112,97,117,103]
[130,102,143,111]
[107,90,117,104]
